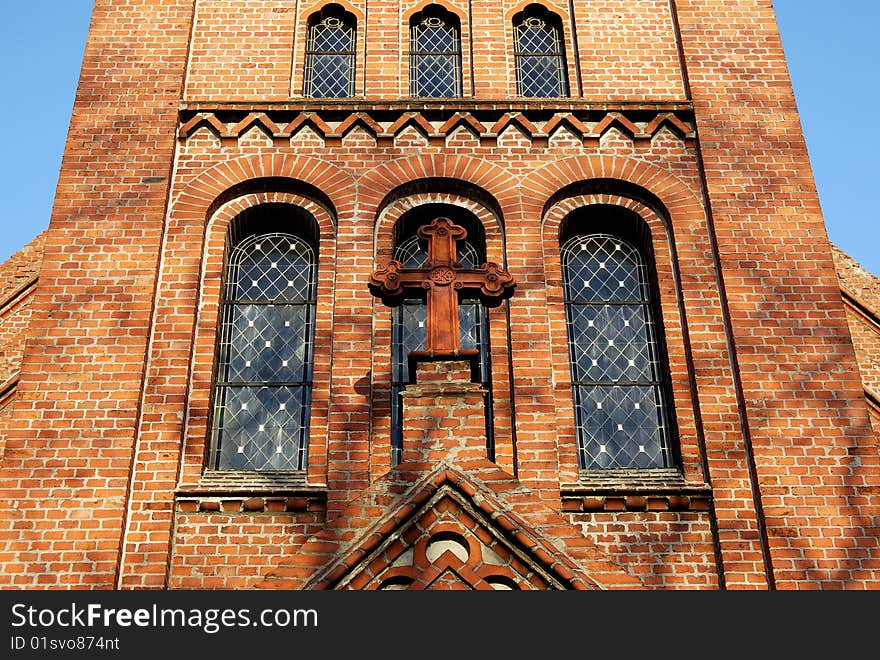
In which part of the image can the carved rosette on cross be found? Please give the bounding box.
[369,217,516,379]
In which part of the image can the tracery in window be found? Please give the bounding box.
[210,217,317,471]
[410,5,462,97]
[562,230,673,469]
[513,5,568,98]
[304,5,356,98]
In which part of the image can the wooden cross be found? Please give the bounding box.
[370,217,516,364]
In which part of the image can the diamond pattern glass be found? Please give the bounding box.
[573,385,668,469]
[514,11,567,97]
[304,13,355,98]
[214,386,308,471]
[562,233,672,469]
[410,12,462,97]
[390,234,492,464]
[212,233,316,471]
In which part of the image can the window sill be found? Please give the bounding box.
[175,471,327,513]
[560,469,711,512]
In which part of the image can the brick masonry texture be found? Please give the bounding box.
[0,232,45,387]
[833,247,880,435]
[0,0,877,590]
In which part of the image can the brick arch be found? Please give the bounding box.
[172,154,355,224]
[506,0,570,22]
[374,191,504,264]
[540,192,703,486]
[301,0,364,23]
[522,155,704,226]
[356,154,520,223]
[179,191,338,487]
[403,1,467,24]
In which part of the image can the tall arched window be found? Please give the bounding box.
[210,216,317,471]
[390,217,493,464]
[304,5,356,98]
[513,5,568,98]
[561,224,674,470]
[410,5,462,97]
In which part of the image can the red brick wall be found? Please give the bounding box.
[674,0,879,588]
[567,511,719,589]
[0,0,193,588]
[169,506,325,589]
[185,0,684,100]
[2,0,876,590]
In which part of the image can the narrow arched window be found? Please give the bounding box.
[304,5,356,98]
[562,232,673,469]
[210,228,317,471]
[390,226,493,465]
[513,5,568,98]
[410,5,462,97]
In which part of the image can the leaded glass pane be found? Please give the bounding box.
[304,12,355,98]
[212,232,316,471]
[410,11,462,97]
[219,305,311,384]
[227,235,316,302]
[214,386,309,471]
[573,385,669,469]
[514,11,567,98]
[562,233,672,469]
[563,235,644,302]
[567,304,654,383]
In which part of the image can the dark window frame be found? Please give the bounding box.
[209,230,318,472]
[409,5,463,98]
[561,229,676,470]
[304,5,357,98]
[513,5,568,98]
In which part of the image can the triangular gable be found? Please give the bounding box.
[259,461,644,590]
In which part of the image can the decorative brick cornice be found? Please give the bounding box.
[561,469,712,512]
[176,494,327,514]
[175,471,327,513]
[178,100,695,148]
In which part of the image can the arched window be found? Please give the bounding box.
[210,216,317,471]
[410,5,462,97]
[390,216,493,464]
[304,5,356,98]
[513,5,568,98]
[561,225,674,469]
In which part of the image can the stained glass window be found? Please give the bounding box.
[410,7,462,97]
[390,234,493,464]
[210,232,316,471]
[513,6,568,98]
[562,233,673,469]
[304,7,356,98]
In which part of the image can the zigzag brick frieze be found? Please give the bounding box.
[178,102,696,149]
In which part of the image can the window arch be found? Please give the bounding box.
[304,5,356,98]
[561,211,674,470]
[209,206,318,471]
[409,5,462,97]
[513,5,568,98]
[390,207,494,464]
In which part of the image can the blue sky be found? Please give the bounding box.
[0,1,877,275]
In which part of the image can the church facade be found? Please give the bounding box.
[1,0,878,590]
